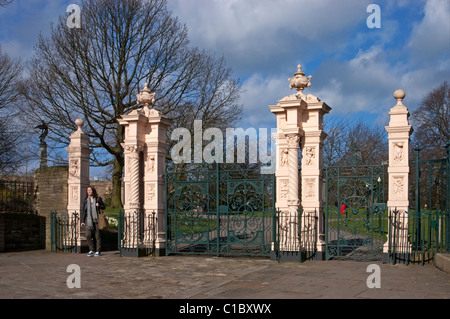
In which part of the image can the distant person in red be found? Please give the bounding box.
[340,203,347,216]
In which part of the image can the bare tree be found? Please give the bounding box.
[323,114,388,166]
[0,0,13,8]
[410,81,449,159]
[20,0,242,207]
[0,46,22,112]
[0,46,24,175]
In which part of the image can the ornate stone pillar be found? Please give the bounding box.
[143,109,172,256]
[301,100,330,260]
[269,65,331,261]
[125,144,143,211]
[118,83,172,255]
[383,89,413,261]
[66,119,91,251]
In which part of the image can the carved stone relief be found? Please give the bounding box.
[280,179,289,198]
[393,142,404,163]
[69,159,79,177]
[280,149,288,167]
[393,176,404,196]
[147,155,156,173]
[304,147,315,166]
[305,178,315,198]
[147,183,156,202]
[71,186,79,201]
[286,134,300,148]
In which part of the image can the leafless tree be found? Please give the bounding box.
[20,0,242,207]
[410,81,449,159]
[0,0,13,8]
[0,46,24,175]
[323,114,388,166]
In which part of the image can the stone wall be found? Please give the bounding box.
[89,180,112,204]
[33,166,113,249]
[0,213,46,252]
[34,166,69,250]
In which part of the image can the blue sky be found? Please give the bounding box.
[0,0,449,175]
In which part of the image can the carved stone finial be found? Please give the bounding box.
[136,82,156,108]
[288,64,312,94]
[75,118,84,132]
[393,89,405,106]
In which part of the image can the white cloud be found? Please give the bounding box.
[239,73,290,128]
[407,0,450,66]
[169,0,372,74]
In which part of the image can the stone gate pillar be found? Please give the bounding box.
[301,97,330,261]
[66,118,91,251]
[383,89,413,261]
[270,65,330,261]
[118,83,172,255]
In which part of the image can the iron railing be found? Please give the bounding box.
[50,211,80,253]
[388,209,449,265]
[118,210,156,257]
[274,209,318,263]
[0,180,35,213]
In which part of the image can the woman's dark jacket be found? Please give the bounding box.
[81,196,106,224]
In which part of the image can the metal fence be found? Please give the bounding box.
[387,209,449,265]
[118,210,156,257]
[165,164,276,257]
[273,209,318,263]
[386,146,450,265]
[50,211,80,253]
[0,180,35,213]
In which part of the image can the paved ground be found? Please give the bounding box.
[0,250,448,302]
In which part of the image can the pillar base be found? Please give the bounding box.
[120,246,165,258]
[270,250,321,262]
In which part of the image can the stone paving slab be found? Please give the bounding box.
[0,250,448,302]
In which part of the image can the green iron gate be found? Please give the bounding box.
[325,162,388,260]
[50,211,80,253]
[387,147,449,265]
[165,164,276,257]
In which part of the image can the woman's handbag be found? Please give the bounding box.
[98,212,109,230]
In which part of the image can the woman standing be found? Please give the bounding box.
[81,186,106,256]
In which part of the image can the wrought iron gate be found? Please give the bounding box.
[325,163,388,260]
[165,164,276,256]
[50,211,80,253]
[387,148,449,265]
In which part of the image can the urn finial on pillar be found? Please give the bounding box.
[136,83,156,117]
[288,64,312,95]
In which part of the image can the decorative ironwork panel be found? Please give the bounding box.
[118,210,156,257]
[165,164,275,257]
[50,212,79,253]
[325,164,388,260]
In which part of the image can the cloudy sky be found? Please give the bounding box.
[1,0,449,131]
